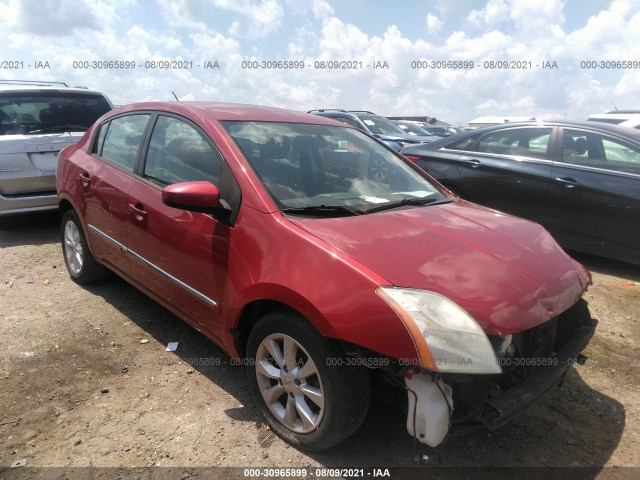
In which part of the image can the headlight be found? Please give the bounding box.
[376,287,501,374]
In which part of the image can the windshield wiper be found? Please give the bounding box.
[27,125,88,134]
[282,205,364,217]
[363,197,451,214]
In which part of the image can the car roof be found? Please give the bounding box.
[453,120,640,138]
[0,83,105,96]
[113,101,345,125]
[402,119,640,153]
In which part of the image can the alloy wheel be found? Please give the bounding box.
[254,333,325,433]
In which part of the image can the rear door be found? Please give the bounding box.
[79,113,151,275]
[126,114,239,341]
[546,128,640,262]
[452,126,556,221]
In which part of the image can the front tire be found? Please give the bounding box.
[246,310,370,451]
[61,210,108,284]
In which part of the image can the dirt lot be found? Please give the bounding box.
[1,211,639,478]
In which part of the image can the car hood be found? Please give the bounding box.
[289,200,590,335]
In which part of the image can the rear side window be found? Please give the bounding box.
[478,128,552,158]
[562,130,640,175]
[143,115,222,187]
[446,135,478,151]
[97,114,150,172]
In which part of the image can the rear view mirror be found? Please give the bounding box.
[162,181,220,213]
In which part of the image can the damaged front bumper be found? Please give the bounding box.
[405,299,597,446]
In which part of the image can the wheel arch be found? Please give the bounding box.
[231,292,336,358]
[58,197,75,215]
[57,195,98,254]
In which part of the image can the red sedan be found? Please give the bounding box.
[57,102,596,451]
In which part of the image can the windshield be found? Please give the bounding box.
[0,92,111,136]
[397,122,430,136]
[221,121,446,213]
[357,115,407,136]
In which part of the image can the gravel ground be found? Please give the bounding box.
[1,211,639,479]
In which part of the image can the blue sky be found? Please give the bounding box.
[1,0,638,126]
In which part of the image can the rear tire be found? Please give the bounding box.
[61,210,108,284]
[246,310,370,451]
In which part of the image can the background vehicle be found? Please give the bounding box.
[392,120,433,136]
[392,119,461,138]
[308,109,437,151]
[57,102,594,452]
[421,125,461,137]
[0,80,113,215]
[587,111,640,130]
[402,121,640,264]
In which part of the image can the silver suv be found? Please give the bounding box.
[0,80,112,215]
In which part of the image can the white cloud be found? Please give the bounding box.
[155,0,283,38]
[10,0,104,36]
[1,0,639,125]
[426,14,443,34]
[0,0,20,30]
[566,0,633,55]
[318,18,370,59]
[155,0,208,31]
[285,0,334,19]
[468,0,509,27]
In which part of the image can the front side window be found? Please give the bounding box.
[143,116,222,187]
[222,121,446,214]
[562,130,640,174]
[478,128,552,158]
[97,114,150,172]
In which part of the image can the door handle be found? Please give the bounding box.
[128,203,148,222]
[77,172,90,192]
[462,159,482,168]
[554,177,579,188]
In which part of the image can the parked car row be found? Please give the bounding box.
[307,109,439,151]
[401,120,640,265]
[393,119,461,138]
[56,101,596,451]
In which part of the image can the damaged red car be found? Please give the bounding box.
[57,102,596,451]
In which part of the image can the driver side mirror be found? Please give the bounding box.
[162,181,220,214]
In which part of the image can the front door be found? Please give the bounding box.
[545,128,640,262]
[455,126,555,221]
[126,114,232,340]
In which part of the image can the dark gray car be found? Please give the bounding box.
[401,121,640,265]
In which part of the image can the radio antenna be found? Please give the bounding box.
[609,98,618,111]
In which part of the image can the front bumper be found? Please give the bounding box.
[482,315,596,429]
[406,299,596,445]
